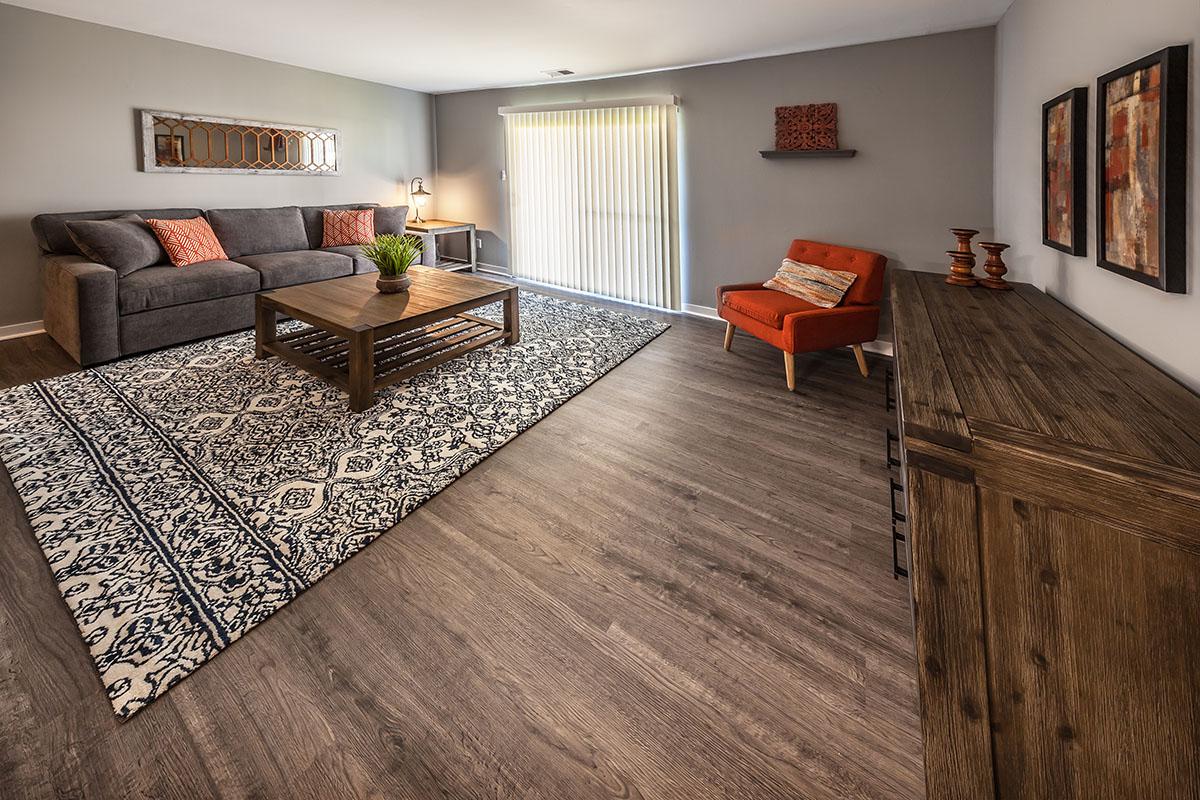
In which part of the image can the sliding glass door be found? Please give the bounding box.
[502,97,681,310]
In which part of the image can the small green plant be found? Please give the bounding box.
[360,234,424,277]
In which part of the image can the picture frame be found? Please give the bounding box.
[1042,87,1087,255]
[154,133,186,166]
[1095,45,1188,293]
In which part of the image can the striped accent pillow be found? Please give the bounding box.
[322,208,377,247]
[145,217,228,267]
[763,258,857,308]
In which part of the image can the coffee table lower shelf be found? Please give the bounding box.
[259,314,507,411]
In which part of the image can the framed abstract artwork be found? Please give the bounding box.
[1042,87,1087,255]
[1096,45,1188,293]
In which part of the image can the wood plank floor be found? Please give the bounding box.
[0,290,923,800]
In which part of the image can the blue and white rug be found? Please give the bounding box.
[0,291,667,719]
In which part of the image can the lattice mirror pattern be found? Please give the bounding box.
[140,110,340,175]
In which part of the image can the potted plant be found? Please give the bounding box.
[360,234,424,293]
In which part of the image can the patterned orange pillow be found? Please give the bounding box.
[145,217,228,267]
[322,208,376,247]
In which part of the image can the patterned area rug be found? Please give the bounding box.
[0,291,667,719]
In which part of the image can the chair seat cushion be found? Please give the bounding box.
[320,245,377,274]
[234,250,353,289]
[118,260,260,314]
[721,288,819,329]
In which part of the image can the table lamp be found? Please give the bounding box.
[409,177,431,223]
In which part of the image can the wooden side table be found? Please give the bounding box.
[405,219,477,273]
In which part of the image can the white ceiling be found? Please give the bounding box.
[7,0,1013,94]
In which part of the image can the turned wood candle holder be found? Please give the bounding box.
[950,227,980,254]
[945,250,979,287]
[978,242,1012,290]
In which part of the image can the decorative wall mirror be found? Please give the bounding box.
[140,110,340,175]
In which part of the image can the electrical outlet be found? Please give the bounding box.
[500,169,507,181]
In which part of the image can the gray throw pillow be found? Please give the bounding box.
[65,214,168,277]
[373,205,410,236]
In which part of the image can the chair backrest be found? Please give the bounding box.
[785,239,887,306]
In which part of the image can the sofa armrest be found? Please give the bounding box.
[715,281,768,306]
[41,255,120,365]
[404,231,438,267]
[783,303,880,354]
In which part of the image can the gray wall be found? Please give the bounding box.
[434,27,997,312]
[0,3,435,327]
[995,0,1199,392]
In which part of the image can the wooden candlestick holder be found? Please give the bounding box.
[949,227,980,254]
[978,242,1012,290]
[945,250,979,287]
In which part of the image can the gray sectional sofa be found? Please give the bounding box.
[31,203,435,365]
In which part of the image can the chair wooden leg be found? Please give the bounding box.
[723,322,735,352]
[783,351,796,391]
[852,344,869,378]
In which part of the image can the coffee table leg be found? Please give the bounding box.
[255,296,276,359]
[503,288,520,345]
[349,328,376,413]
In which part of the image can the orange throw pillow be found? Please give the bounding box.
[145,217,228,267]
[322,208,377,247]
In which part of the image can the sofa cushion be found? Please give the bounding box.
[300,203,377,249]
[320,245,377,274]
[118,260,260,315]
[234,250,353,289]
[720,288,819,329]
[206,206,308,258]
[373,205,410,236]
[64,214,168,277]
[32,208,203,256]
[120,294,256,357]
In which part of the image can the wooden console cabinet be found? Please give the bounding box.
[891,270,1200,799]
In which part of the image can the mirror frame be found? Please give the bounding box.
[139,109,341,176]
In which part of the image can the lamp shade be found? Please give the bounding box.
[409,177,432,222]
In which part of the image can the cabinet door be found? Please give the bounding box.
[906,464,995,799]
[980,487,1200,799]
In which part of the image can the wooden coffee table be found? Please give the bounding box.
[255,265,519,412]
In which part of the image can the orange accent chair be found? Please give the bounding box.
[716,239,887,390]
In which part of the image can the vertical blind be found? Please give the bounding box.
[501,98,681,310]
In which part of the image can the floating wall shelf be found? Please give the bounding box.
[759,149,857,159]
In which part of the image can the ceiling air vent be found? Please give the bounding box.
[543,69,575,78]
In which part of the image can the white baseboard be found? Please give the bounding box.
[680,303,893,357]
[862,340,893,357]
[0,320,44,342]
[505,276,686,315]
[476,262,512,276]
[682,303,721,321]
[480,283,896,358]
